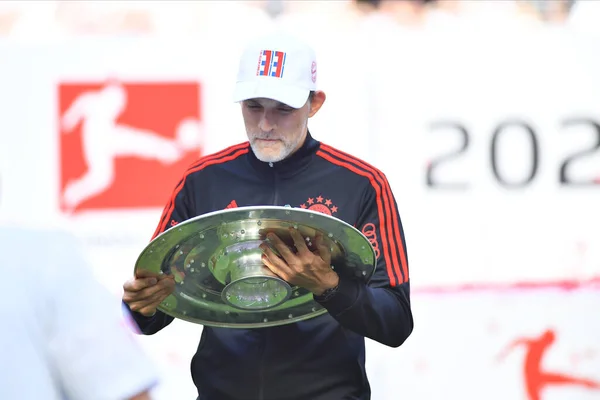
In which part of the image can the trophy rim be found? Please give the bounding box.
[133,205,377,328]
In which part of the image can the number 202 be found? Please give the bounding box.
[425,119,600,189]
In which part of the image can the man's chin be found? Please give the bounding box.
[251,146,287,163]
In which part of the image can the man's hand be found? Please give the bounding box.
[259,227,339,295]
[122,271,175,317]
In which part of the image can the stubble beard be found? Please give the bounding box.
[248,131,305,163]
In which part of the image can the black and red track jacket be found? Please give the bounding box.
[127,132,413,400]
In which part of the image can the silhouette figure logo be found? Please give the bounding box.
[498,329,600,400]
[58,80,203,214]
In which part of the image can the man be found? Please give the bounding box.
[123,32,413,400]
[0,226,159,400]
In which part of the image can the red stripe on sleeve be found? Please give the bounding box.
[152,143,249,240]
[319,145,409,284]
[316,150,399,286]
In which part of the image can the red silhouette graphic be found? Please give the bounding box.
[58,80,203,214]
[299,195,337,215]
[498,329,600,400]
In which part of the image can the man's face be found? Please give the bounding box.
[241,92,325,163]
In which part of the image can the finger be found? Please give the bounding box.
[159,275,176,292]
[131,296,164,316]
[122,284,161,304]
[128,299,154,314]
[261,245,289,270]
[148,285,173,304]
[314,232,332,264]
[261,254,289,280]
[129,302,155,316]
[123,276,174,303]
[261,246,292,278]
[127,285,173,314]
[265,233,297,263]
[138,302,162,317]
[289,227,310,255]
[135,270,162,279]
[123,277,158,292]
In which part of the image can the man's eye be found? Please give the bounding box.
[278,108,293,113]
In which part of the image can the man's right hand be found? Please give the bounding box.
[122,272,175,317]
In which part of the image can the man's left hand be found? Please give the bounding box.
[259,227,339,296]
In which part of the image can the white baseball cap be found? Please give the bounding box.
[233,32,318,109]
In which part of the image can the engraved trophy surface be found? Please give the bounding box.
[134,206,377,328]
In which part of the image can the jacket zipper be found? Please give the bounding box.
[259,162,276,400]
[270,162,280,205]
[258,333,266,400]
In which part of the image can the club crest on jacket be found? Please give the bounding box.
[299,196,337,215]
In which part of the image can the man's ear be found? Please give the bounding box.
[308,91,326,117]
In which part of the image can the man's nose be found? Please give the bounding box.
[258,111,276,132]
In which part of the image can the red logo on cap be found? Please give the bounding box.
[257,50,286,78]
[311,61,317,83]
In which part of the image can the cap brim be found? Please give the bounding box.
[233,79,310,109]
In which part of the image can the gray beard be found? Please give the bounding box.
[249,141,291,163]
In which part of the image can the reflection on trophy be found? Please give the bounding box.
[134,206,377,328]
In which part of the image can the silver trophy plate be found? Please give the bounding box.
[134,206,376,328]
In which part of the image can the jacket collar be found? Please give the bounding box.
[247,131,320,178]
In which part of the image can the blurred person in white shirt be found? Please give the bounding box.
[0,226,159,400]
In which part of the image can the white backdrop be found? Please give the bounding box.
[1,24,599,400]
